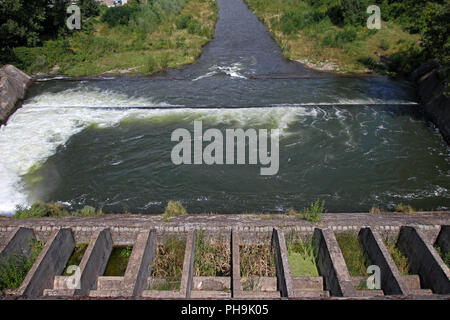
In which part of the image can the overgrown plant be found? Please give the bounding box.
[384,238,411,275]
[335,232,370,277]
[286,236,319,277]
[162,201,187,221]
[194,230,231,277]
[14,202,104,218]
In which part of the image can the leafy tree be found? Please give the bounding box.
[79,0,100,18]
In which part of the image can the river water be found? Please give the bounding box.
[0,0,449,215]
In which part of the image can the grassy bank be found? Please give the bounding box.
[10,0,218,77]
[244,0,421,74]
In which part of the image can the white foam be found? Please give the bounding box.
[192,62,247,81]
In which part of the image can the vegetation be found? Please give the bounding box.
[244,0,449,93]
[0,238,44,292]
[150,237,186,290]
[1,0,218,76]
[434,245,450,268]
[103,245,133,276]
[162,200,187,221]
[14,202,104,218]
[384,238,411,275]
[286,236,319,277]
[62,242,90,276]
[240,243,276,278]
[395,203,416,214]
[288,199,326,222]
[335,231,370,276]
[194,230,231,276]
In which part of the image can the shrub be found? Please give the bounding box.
[101,5,139,27]
[162,201,187,221]
[186,18,202,35]
[176,14,193,29]
[300,199,326,222]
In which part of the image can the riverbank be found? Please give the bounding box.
[243,0,421,75]
[9,0,218,77]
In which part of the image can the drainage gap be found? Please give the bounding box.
[103,245,133,277]
[240,242,276,291]
[148,237,185,291]
[62,242,89,276]
[286,235,319,277]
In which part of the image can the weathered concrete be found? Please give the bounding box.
[313,228,357,297]
[359,227,410,295]
[231,230,241,298]
[397,226,450,294]
[122,229,157,296]
[0,227,35,263]
[17,228,74,297]
[0,65,33,125]
[411,59,450,144]
[435,225,449,255]
[180,230,196,299]
[271,227,294,297]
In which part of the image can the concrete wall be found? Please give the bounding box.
[435,225,449,255]
[397,226,450,294]
[18,228,74,297]
[0,227,35,263]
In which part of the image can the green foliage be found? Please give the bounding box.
[287,237,319,277]
[162,201,187,221]
[301,199,326,222]
[103,245,133,276]
[79,0,100,18]
[14,202,104,218]
[176,14,193,29]
[150,237,185,290]
[62,242,89,276]
[194,230,231,277]
[336,232,370,276]
[385,238,411,275]
[434,246,450,268]
[101,5,140,28]
[0,238,43,292]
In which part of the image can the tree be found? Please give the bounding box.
[79,0,100,19]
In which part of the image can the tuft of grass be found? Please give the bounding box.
[395,203,416,214]
[162,201,187,222]
[336,232,370,277]
[194,230,231,277]
[150,237,186,291]
[0,238,44,292]
[385,238,411,275]
[287,199,326,222]
[369,206,382,214]
[14,202,104,219]
[287,237,319,277]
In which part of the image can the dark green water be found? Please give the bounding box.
[0,0,448,215]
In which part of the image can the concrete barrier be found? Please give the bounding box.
[272,228,293,298]
[122,229,157,296]
[18,228,74,297]
[359,227,410,295]
[313,228,357,297]
[180,230,196,299]
[0,227,35,263]
[398,226,450,294]
[435,225,449,255]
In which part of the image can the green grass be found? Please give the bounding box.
[103,245,133,276]
[149,237,186,291]
[335,232,370,277]
[287,237,319,277]
[162,201,187,222]
[0,238,44,292]
[288,199,326,222]
[194,230,231,277]
[384,238,411,275]
[62,242,90,276]
[14,202,104,219]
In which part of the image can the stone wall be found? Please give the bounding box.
[0,65,33,125]
[411,59,450,144]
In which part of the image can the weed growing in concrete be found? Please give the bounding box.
[0,238,43,292]
[289,199,326,222]
[434,245,450,268]
[336,231,370,277]
[62,242,90,276]
[103,245,133,276]
[395,203,416,214]
[286,236,319,277]
[240,243,276,278]
[194,230,231,277]
[384,238,411,275]
[162,201,187,222]
[14,202,104,219]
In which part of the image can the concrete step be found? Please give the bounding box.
[402,275,421,290]
[193,277,231,291]
[409,289,434,296]
[235,291,281,299]
[89,289,124,297]
[44,289,76,297]
[240,277,277,291]
[97,276,123,290]
[292,277,324,291]
[293,289,329,298]
[53,275,74,290]
[351,276,368,288]
[190,290,232,299]
[142,290,184,298]
[354,290,384,297]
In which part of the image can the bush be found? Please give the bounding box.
[101,5,139,27]
[300,199,326,222]
[186,18,202,35]
[162,201,187,221]
[176,14,193,29]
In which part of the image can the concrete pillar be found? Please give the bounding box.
[180,230,196,299]
[0,227,35,265]
[272,228,294,298]
[359,227,410,295]
[74,228,113,296]
[122,229,157,296]
[18,228,75,298]
[435,225,449,255]
[231,229,241,298]
[398,226,450,294]
[313,228,357,297]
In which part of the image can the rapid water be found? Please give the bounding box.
[0,0,449,215]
